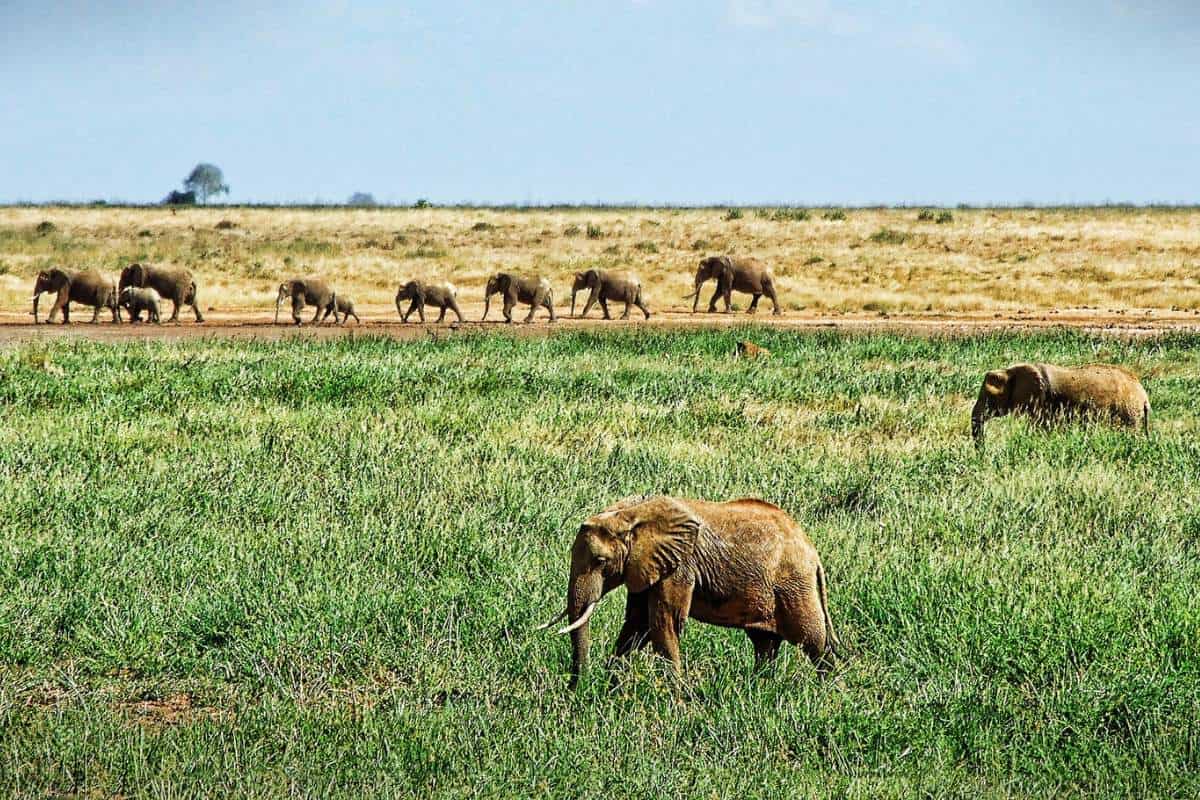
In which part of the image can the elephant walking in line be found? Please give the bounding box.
[571,269,650,320]
[482,272,556,323]
[32,269,120,323]
[687,256,781,315]
[119,263,203,323]
[971,363,1150,448]
[274,277,337,326]
[332,295,360,325]
[537,495,840,688]
[119,287,162,324]
[396,280,464,323]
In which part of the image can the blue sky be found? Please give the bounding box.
[3,1,1198,205]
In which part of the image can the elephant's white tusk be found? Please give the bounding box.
[557,602,596,634]
[534,609,568,631]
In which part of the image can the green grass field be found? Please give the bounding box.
[1,329,1198,798]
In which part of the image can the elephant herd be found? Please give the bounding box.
[27,256,782,326]
[538,362,1151,688]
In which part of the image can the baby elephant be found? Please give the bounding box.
[119,286,162,324]
[333,295,360,325]
[537,495,839,688]
[972,363,1150,448]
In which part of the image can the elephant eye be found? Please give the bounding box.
[594,556,609,566]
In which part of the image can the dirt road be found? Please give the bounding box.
[3,305,1199,343]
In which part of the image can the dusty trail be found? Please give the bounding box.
[2,303,1199,343]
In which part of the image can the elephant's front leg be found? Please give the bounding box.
[581,290,599,319]
[291,297,305,325]
[647,581,692,677]
[90,304,101,323]
[169,299,182,324]
[613,592,651,658]
[747,293,762,314]
[599,297,612,321]
[706,284,723,313]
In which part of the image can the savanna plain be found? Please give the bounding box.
[0,207,1199,798]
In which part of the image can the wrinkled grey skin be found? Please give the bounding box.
[687,256,781,315]
[118,286,161,324]
[119,263,203,323]
[32,268,120,323]
[482,273,555,323]
[541,495,839,689]
[332,295,360,325]
[395,280,464,323]
[971,363,1151,448]
[570,269,651,320]
[274,277,337,326]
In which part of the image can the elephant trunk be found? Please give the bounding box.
[32,292,40,323]
[482,291,491,321]
[274,291,282,325]
[564,573,602,689]
[692,278,703,312]
[570,288,578,317]
[971,398,988,449]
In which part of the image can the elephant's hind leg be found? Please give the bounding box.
[748,294,762,314]
[777,583,833,676]
[169,299,182,323]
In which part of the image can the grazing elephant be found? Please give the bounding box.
[537,495,839,688]
[332,295,360,325]
[119,263,203,323]
[395,280,464,323]
[571,269,651,320]
[482,272,555,323]
[32,269,120,323]
[274,277,337,326]
[119,286,161,324]
[687,256,781,315]
[971,363,1150,448]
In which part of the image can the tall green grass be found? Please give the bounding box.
[0,329,1197,798]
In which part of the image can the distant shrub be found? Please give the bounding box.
[691,239,709,251]
[603,245,620,255]
[803,255,824,265]
[413,199,432,209]
[138,229,154,238]
[393,233,409,245]
[724,208,743,221]
[586,224,604,239]
[348,192,376,207]
[868,228,909,245]
[936,210,954,224]
[917,209,936,222]
[163,190,195,206]
[822,209,847,221]
[634,241,659,253]
[35,221,56,236]
[772,208,809,222]
[215,220,236,230]
[470,222,496,232]
[563,224,582,237]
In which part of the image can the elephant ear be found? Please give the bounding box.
[1006,364,1047,407]
[982,370,1008,398]
[624,497,701,594]
[719,256,735,278]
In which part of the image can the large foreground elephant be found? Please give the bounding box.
[483,273,555,323]
[275,277,337,325]
[688,256,781,315]
[971,363,1150,448]
[571,269,650,320]
[538,495,839,688]
[119,263,203,323]
[32,269,120,323]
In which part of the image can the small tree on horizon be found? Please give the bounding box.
[348,192,377,207]
[183,163,230,204]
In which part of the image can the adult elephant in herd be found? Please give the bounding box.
[571,269,650,320]
[32,268,120,323]
[482,272,556,323]
[688,255,781,315]
[119,263,204,323]
[275,277,337,326]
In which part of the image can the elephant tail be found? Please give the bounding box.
[1143,401,1151,436]
[816,562,841,662]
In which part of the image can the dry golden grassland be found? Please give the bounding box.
[1,205,1198,319]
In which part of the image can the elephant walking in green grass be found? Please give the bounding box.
[971,363,1150,448]
[538,495,839,688]
[570,269,650,320]
[32,268,120,323]
[687,256,781,315]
